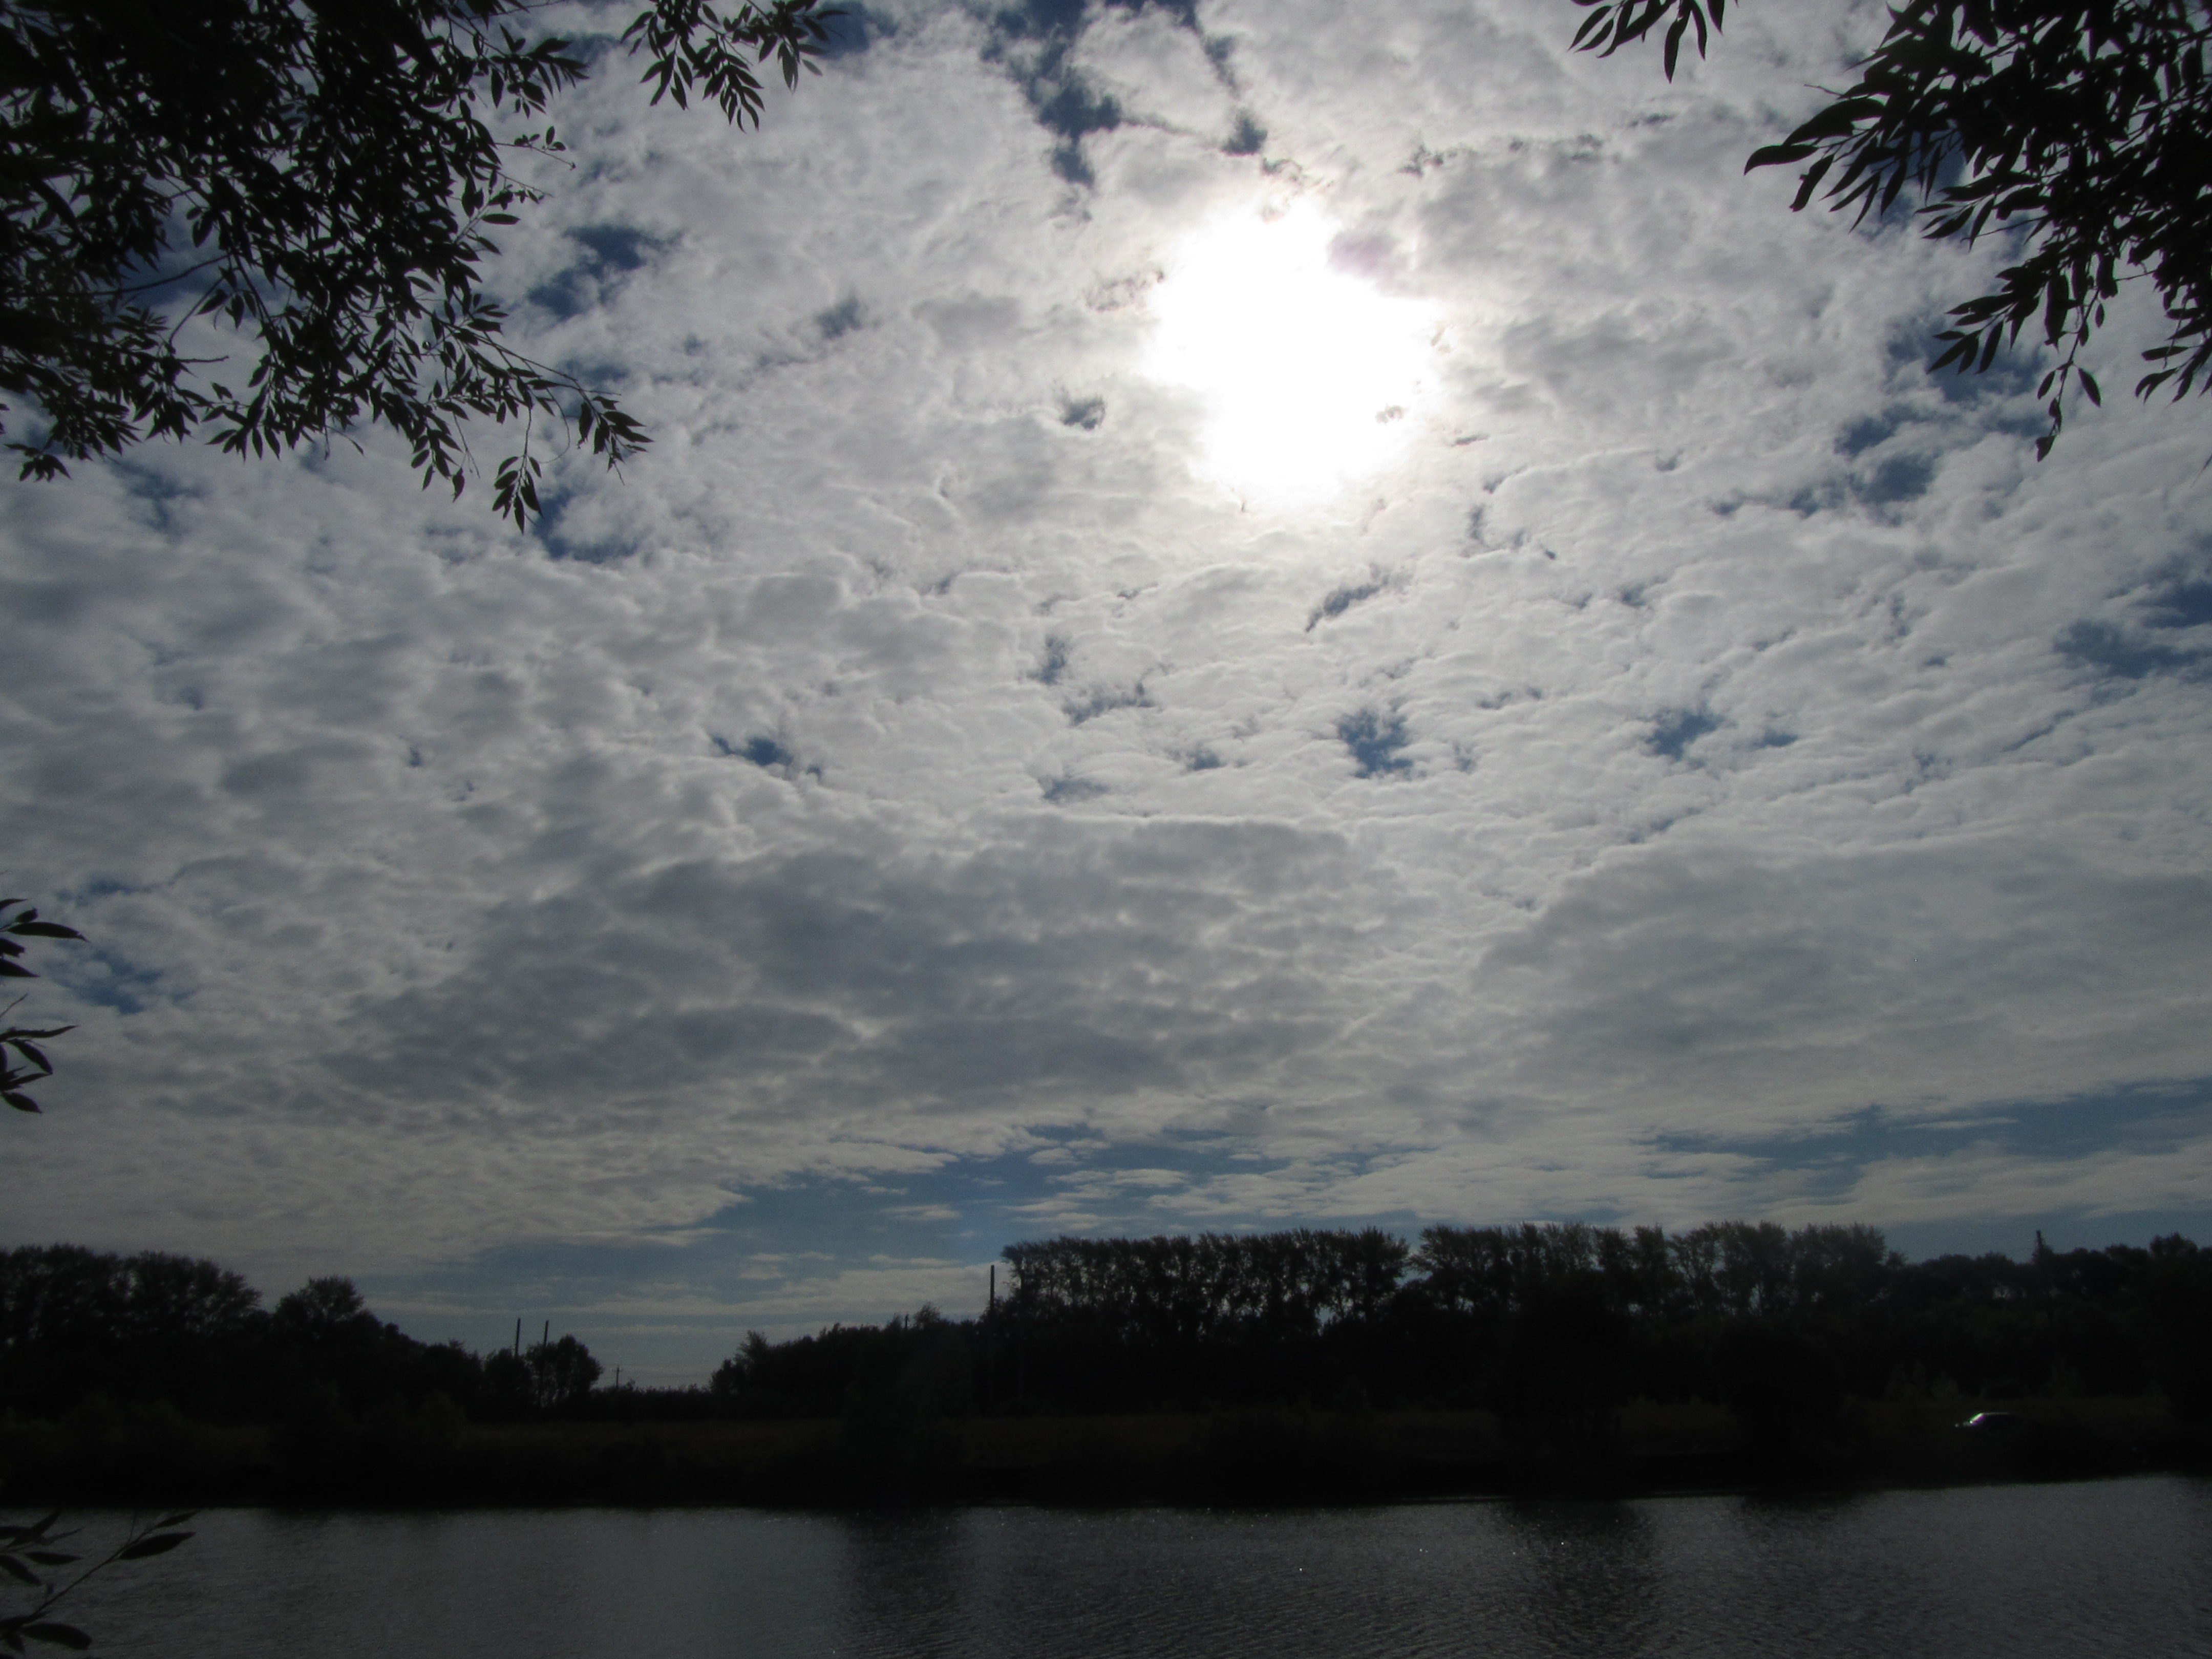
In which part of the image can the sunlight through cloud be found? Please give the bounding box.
[1144,200,1438,510]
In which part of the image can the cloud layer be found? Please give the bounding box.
[4,0,2210,1376]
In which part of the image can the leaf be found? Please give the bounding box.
[117,1531,193,1561]
[1570,6,1617,51]
[0,1556,37,1585]
[0,1092,38,1113]
[2079,369,2102,405]
[19,1555,75,1568]
[1782,98,1882,145]
[20,1625,90,1652]
[1789,155,1834,211]
[154,1512,199,1530]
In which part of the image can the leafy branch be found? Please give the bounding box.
[3,0,840,529]
[0,1509,197,1654]
[1571,0,2212,457]
[0,901,82,1116]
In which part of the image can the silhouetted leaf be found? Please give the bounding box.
[3,0,826,520]
[1745,142,1816,171]
[117,1532,193,1561]
[1578,0,2212,459]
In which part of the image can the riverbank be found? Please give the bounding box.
[2,1395,2203,1508]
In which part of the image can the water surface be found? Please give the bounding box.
[67,1475,2212,1657]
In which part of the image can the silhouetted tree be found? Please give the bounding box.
[0,1245,260,1416]
[1496,1273,1633,1448]
[525,1333,601,1410]
[480,1347,533,1418]
[2136,1234,2212,1419]
[3,0,839,523]
[840,1307,973,1479]
[1708,1320,1844,1453]
[1572,0,2212,456]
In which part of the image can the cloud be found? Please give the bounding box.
[4,0,2211,1375]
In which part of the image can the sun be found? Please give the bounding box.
[1143,200,1437,510]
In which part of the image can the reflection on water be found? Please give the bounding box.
[73,1475,2212,1658]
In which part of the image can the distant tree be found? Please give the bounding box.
[1,899,82,1116]
[525,1333,601,1409]
[839,1308,973,1479]
[3,0,839,525]
[1495,1273,1633,1448]
[710,1330,773,1397]
[1571,0,2212,456]
[0,1245,265,1416]
[480,1347,534,1417]
[2136,1234,2212,1419]
[269,1275,372,1333]
[268,1275,407,1413]
[1708,1318,1844,1452]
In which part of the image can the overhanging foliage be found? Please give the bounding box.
[1,0,837,525]
[1572,0,2212,456]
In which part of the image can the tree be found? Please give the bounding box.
[1,899,81,1116]
[1570,0,2212,456]
[3,0,839,526]
[525,1332,602,1409]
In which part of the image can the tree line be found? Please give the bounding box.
[6,1223,2208,1448]
[718,1223,2212,1450]
[0,1245,604,1424]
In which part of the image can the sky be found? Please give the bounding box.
[5,0,2211,1384]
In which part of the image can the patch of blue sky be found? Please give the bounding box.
[1657,1079,2212,1171]
[354,1178,970,1379]
[40,943,166,1016]
[1653,1078,2212,1256]
[360,1133,1438,1379]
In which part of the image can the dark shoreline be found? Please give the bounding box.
[4,1396,2205,1510]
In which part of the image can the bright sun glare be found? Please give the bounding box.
[1144,201,1437,510]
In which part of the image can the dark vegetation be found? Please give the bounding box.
[2,1222,2208,1505]
[1574,0,2212,458]
[8,0,2205,522]
[2,0,838,525]
[0,899,83,1117]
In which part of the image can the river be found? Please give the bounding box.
[58,1474,2212,1657]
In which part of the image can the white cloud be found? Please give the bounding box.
[4,0,2211,1373]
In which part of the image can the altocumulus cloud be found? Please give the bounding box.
[4,0,2211,1378]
